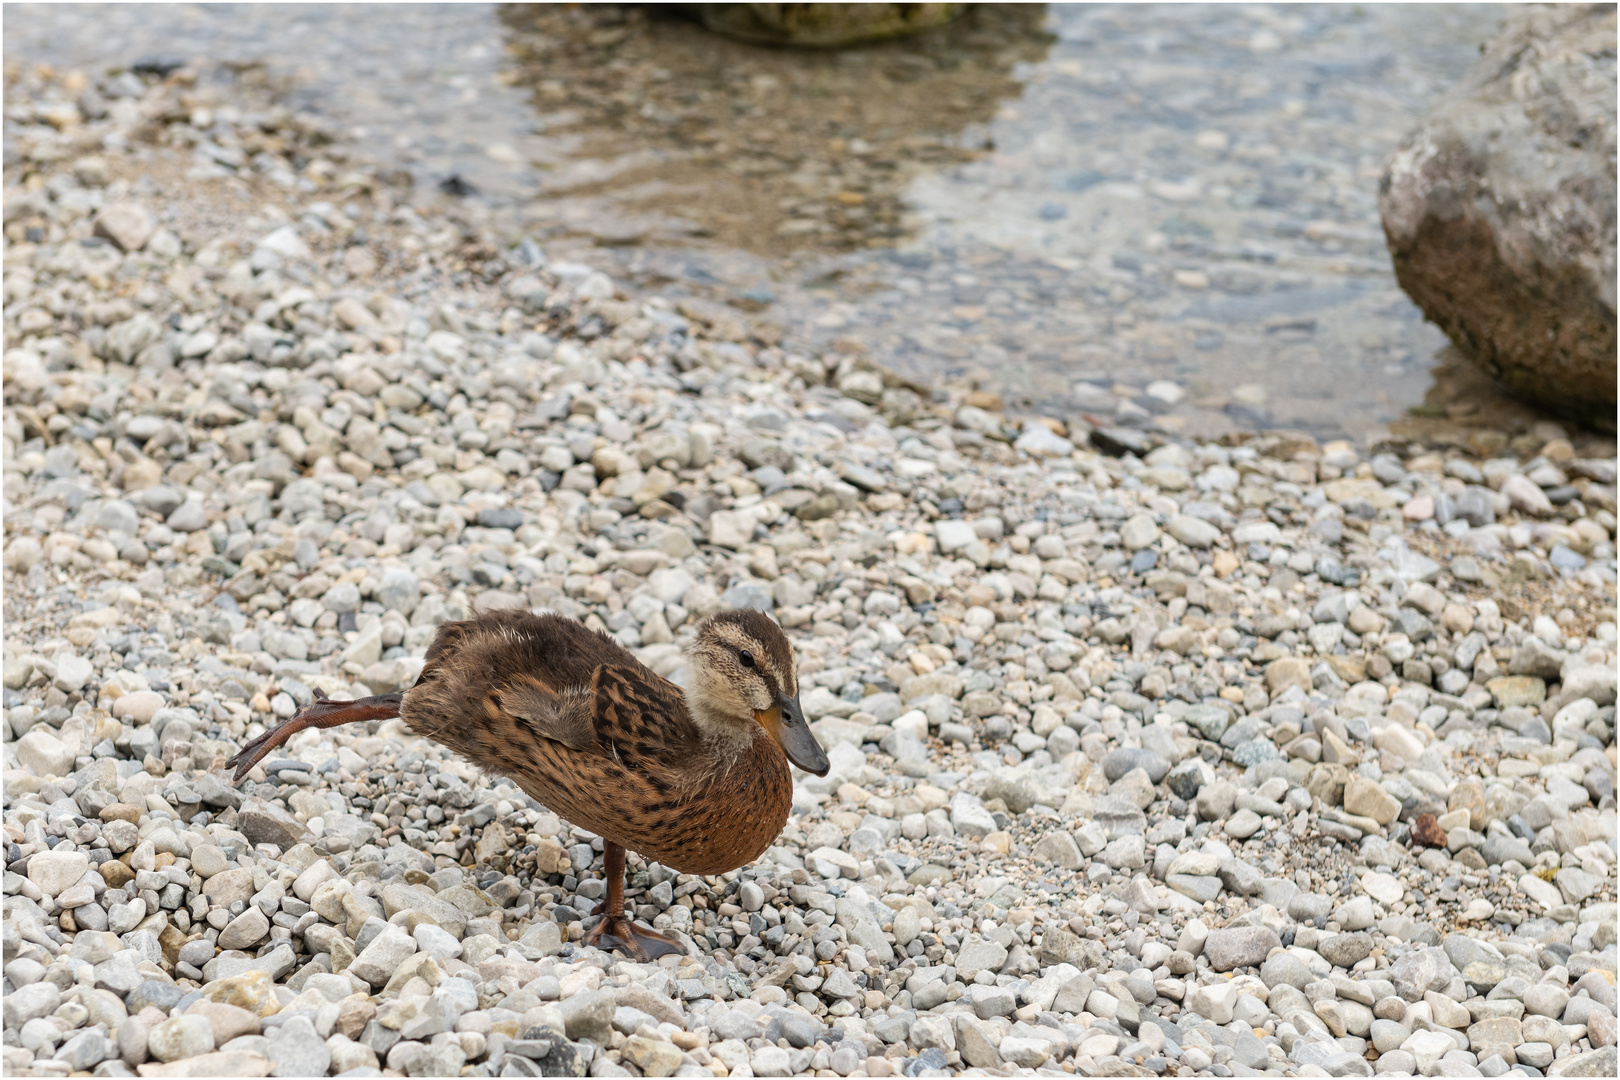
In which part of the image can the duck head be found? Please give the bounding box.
[686,608,830,776]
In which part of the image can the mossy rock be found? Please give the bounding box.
[685,3,968,47]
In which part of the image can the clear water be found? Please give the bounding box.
[8,3,1507,439]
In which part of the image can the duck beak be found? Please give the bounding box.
[757,692,829,776]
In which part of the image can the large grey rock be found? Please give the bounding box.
[1379,4,1617,431]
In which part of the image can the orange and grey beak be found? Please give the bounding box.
[757,692,829,776]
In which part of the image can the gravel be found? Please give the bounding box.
[3,58,1618,1080]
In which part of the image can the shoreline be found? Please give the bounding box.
[3,58,1617,1080]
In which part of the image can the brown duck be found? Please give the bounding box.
[225,608,830,960]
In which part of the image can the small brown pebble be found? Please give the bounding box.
[1411,813,1447,847]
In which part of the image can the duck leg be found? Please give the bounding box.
[226,690,403,781]
[583,841,687,962]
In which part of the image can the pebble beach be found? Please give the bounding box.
[3,58,1617,1080]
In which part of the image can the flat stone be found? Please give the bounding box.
[1225,808,1262,839]
[955,937,1009,981]
[1203,927,1280,972]
[1186,982,1236,1023]
[1102,747,1170,783]
[935,520,978,554]
[1520,873,1564,910]
[983,771,1043,814]
[383,988,463,1040]
[1288,893,1333,922]
[968,983,1018,1019]
[999,1037,1051,1069]
[1488,676,1546,708]
[1167,852,1222,877]
[378,883,468,938]
[1361,871,1404,906]
[1468,1017,1523,1061]
[133,1050,272,1077]
[1167,514,1221,548]
[1185,705,1231,742]
[128,980,186,1013]
[1167,874,1224,903]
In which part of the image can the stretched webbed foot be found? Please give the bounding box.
[584,910,687,962]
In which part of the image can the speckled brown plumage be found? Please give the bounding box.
[402,609,794,875]
[226,606,825,959]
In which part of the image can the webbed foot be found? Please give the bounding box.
[583,913,687,962]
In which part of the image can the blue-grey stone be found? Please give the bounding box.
[1232,738,1278,766]
[1455,488,1496,527]
[376,568,420,613]
[1220,715,1267,749]
[133,484,185,517]
[1186,704,1231,741]
[125,979,184,1012]
[721,583,773,612]
[1166,759,1212,801]
[477,508,524,529]
[1550,545,1586,570]
[166,500,209,533]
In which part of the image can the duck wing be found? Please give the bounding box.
[487,673,600,753]
[486,662,696,772]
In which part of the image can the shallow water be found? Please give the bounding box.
[8,3,1508,439]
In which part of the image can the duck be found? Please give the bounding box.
[225,607,829,961]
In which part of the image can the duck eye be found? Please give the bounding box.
[739,650,755,668]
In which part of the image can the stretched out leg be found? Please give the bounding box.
[226,690,403,781]
[582,841,686,962]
